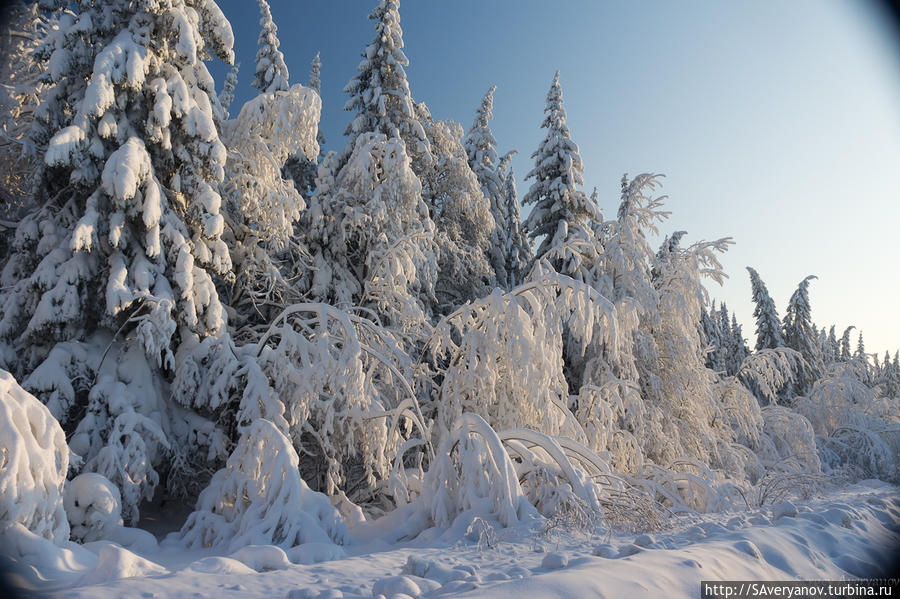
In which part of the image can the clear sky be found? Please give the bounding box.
[212,0,900,359]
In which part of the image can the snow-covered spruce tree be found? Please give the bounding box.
[746,267,784,350]
[217,61,238,120]
[523,71,600,262]
[701,303,726,373]
[464,85,508,285]
[781,275,823,392]
[416,101,495,312]
[727,313,751,376]
[839,325,855,362]
[0,0,237,523]
[498,154,532,287]
[252,0,289,94]
[342,0,430,169]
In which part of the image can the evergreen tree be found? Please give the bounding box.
[823,325,839,364]
[839,326,855,361]
[746,267,784,350]
[464,85,507,285]
[523,71,599,260]
[252,0,289,94]
[283,52,326,197]
[0,0,236,522]
[218,62,239,120]
[700,303,725,373]
[729,313,750,374]
[309,51,322,94]
[498,155,532,287]
[782,275,822,384]
[342,0,430,167]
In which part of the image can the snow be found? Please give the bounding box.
[64,473,123,543]
[3,481,895,598]
[0,370,70,544]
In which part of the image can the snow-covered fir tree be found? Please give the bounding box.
[839,325,855,361]
[523,71,599,261]
[498,155,532,287]
[464,85,508,285]
[342,0,430,168]
[252,0,289,94]
[218,61,239,120]
[746,267,784,350]
[0,0,237,522]
[728,313,750,375]
[782,275,823,390]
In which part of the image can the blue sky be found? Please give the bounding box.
[212,0,900,358]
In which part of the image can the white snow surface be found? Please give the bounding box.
[4,480,897,599]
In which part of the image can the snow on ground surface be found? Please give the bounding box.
[5,480,898,599]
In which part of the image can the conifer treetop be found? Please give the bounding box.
[523,71,599,258]
[253,0,290,94]
[747,266,784,351]
[342,0,430,164]
[309,51,322,93]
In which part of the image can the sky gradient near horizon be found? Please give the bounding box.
[212,0,900,358]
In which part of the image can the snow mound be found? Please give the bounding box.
[0,369,70,543]
[64,473,123,542]
[78,543,167,585]
[183,556,256,575]
[228,544,291,571]
[0,522,97,590]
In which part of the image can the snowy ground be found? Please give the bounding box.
[7,480,899,599]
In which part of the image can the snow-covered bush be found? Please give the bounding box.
[180,418,348,551]
[0,369,69,544]
[429,269,618,444]
[63,473,122,543]
[222,83,320,251]
[417,103,496,311]
[421,413,537,529]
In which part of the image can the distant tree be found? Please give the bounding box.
[218,62,239,120]
[728,313,750,374]
[498,155,532,287]
[782,275,822,389]
[309,51,322,94]
[839,325,856,361]
[464,85,507,284]
[746,267,784,350]
[252,0,290,94]
[523,71,599,261]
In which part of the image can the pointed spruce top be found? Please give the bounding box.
[253,0,290,93]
